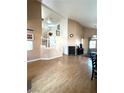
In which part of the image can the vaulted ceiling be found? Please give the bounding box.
[41,0,97,29]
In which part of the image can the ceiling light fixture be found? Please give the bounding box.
[46,18,52,24]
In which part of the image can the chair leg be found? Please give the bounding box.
[91,70,94,80]
[91,77,93,80]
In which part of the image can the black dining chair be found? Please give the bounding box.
[91,54,97,80]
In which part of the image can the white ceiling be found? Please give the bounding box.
[42,5,64,30]
[42,0,97,28]
[42,5,62,24]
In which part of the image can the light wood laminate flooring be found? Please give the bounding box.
[27,55,97,93]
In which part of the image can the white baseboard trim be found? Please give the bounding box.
[27,55,63,62]
[27,58,41,63]
[40,55,63,60]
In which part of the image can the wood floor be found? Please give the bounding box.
[27,55,97,93]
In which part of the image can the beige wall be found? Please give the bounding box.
[83,27,97,54]
[68,19,84,46]
[83,38,89,54]
[67,19,97,54]
[27,0,42,61]
[83,28,97,38]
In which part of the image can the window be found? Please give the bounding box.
[89,40,96,48]
[27,41,33,51]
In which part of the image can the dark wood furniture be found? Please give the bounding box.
[90,53,97,80]
[68,46,84,55]
[68,46,75,55]
[77,48,84,55]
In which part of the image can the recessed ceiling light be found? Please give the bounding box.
[46,20,52,24]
